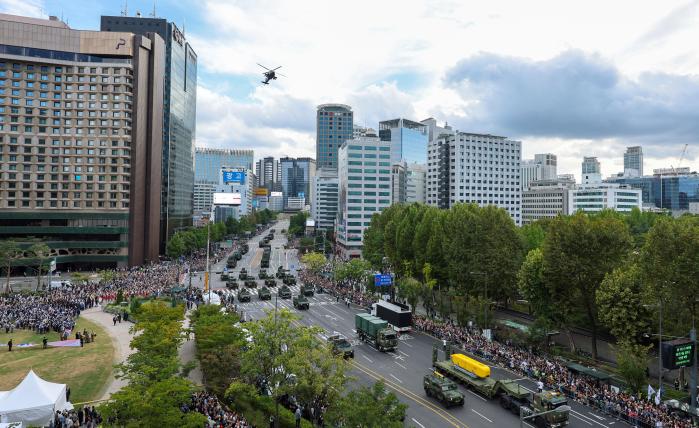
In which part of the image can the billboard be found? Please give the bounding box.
[253,187,269,196]
[222,170,245,184]
[374,274,393,287]
[213,193,241,205]
[661,339,695,370]
[270,191,283,197]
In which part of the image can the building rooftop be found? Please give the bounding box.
[0,13,70,29]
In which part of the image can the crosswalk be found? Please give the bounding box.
[215,285,339,310]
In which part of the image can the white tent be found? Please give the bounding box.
[0,370,68,426]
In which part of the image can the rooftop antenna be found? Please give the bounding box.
[121,0,128,17]
[150,0,156,18]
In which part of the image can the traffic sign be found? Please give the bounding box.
[662,339,695,370]
[374,274,392,287]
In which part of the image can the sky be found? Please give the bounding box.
[2,0,698,181]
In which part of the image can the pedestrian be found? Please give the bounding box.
[112,316,117,326]
[43,336,48,349]
[117,313,121,323]
[295,406,301,428]
[7,338,12,352]
[537,380,544,393]
[79,335,84,347]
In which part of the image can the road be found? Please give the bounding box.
[194,219,629,428]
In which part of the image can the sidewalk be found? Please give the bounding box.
[178,308,203,386]
[81,306,135,401]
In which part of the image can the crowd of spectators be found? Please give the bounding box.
[48,406,101,428]
[187,391,252,428]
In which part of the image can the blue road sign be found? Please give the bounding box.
[374,274,392,287]
[223,267,228,273]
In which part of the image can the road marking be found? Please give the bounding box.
[402,341,413,348]
[471,409,493,423]
[570,414,593,425]
[411,418,425,428]
[588,412,605,420]
[466,389,488,402]
[394,362,407,370]
[389,373,403,384]
[570,410,606,427]
[398,350,410,357]
[362,355,373,363]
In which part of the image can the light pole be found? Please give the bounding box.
[645,300,663,396]
[519,405,570,428]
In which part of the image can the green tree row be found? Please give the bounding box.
[0,241,52,294]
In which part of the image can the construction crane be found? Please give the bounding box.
[670,143,688,175]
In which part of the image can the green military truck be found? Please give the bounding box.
[264,279,277,287]
[300,283,314,297]
[237,288,251,302]
[221,272,229,281]
[328,334,354,358]
[226,280,238,290]
[355,313,398,352]
[283,276,297,285]
[278,285,292,299]
[258,286,272,301]
[293,294,309,310]
[423,371,465,408]
[259,270,270,279]
[227,259,237,269]
[432,346,569,428]
[244,280,257,288]
[276,268,288,279]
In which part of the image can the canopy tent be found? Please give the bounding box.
[0,370,69,426]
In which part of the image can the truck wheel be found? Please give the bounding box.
[499,396,509,410]
[425,388,431,397]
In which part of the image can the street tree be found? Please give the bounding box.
[0,240,22,294]
[29,243,51,291]
[166,233,187,258]
[300,252,326,273]
[362,214,386,269]
[542,211,632,359]
[333,259,371,286]
[596,264,650,344]
[518,248,556,323]
[616,342,651,395]
[396,276,421,313]
[324,381,407,428]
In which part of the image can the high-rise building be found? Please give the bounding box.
[316,104,353,168]
[606,170,699,213]
[427,131,522,225]
[581,156,602,185]
[255,156,278,190]
[101,15,197,248]
[623,146,643,177]
[279,157,316,208]
[212,167,253,218]
[337,131,392,258]
[311,168,339,230]
[391,162,407,204]
[378,118,428,164]
[0,13,165,269]
[521,153,558,189]
[568,184,641,214]
[195,148,254,183]
[521,178,575,225]
[406,163,426,203]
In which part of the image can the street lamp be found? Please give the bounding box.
[519,405,571,428]
[644,301,663,397]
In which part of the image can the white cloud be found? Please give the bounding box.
[0,0,45,17]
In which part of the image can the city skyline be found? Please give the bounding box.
[2,0,697,182]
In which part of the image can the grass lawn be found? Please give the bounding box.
[0,317,114,404]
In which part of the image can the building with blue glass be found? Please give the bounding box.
[606,170,699,212]
[316,104,353,168]
[194,148,254,183]
[280,157,316,208]
[101,15,197,249]
[378,118,428,164]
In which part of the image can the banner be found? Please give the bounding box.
[47,339,81,347]
[16,343,37,348]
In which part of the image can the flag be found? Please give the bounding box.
[47,339,81,347]
[655,386,663,405]
[647,384,656,400]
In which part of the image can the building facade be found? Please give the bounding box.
[567,184,642,214]
[521,178,575,224]
[311,168,339,230]
[581,156,602,184]
[336,133,393,258]
[0,14,165,269]
[254,156,279,190]
[378,118,428,164]
[521,153,557,189]
[279,157,316,208]
[391,162,406,204]
[194,148,253,183]
[101,15,197,247]
[406,162,426,203]
[605,171,699,213]
[316,103,352,169]
[623,146,643,177]
[211,167,253,220]
[427,131,522,225]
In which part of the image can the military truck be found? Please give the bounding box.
[278,285,292,299]
[258,286,272,301]
[264,279,277,287]
[283,276,297,286]
[227,259,237,269]
[432,347,569,428]
[240,244,249,254]
[355,313,398,352]
[221,273,229,281]
[261,260,270,269]
[259,270,270,280]
[276,268,288,279]
[239,271,250,280]
[237,288,251,302]
[225,280,238,290]
[300,283,314,297]
[423,371,465,408]
[244,280,257,288]
[293,294,309,310]
[328,334,354,358]
[232,252,242,261]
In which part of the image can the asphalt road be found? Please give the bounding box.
[194,219,630,428]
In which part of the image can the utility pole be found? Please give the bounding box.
[658,299,663,395]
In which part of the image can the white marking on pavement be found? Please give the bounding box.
[362,355,373,363]
[394,362,407,370]
[588,412,605,420]
[570,414,593,425]
[401,341,413,348]
[398,350,410,357]
[471,409,493,423]
[389,374,403,384]
[570,410,607,427]
[466,389,488,402]
[411,418,425,428]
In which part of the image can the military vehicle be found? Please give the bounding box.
[240,244,249,254]
[432,347,569,428]
[293,294,309,310]
[283,276,297,286]
[423,371,465,408]
[278,285,292,299]
[261,260,270,269]
[244,280,257,288]
[259,240,269,248]
[225,280,238,290]
[276,268,288,279]
[264,279,277,287]
[220,273,229,281]
[232,252,242,261]
[355,313,398,352]
[328,334,354,358]
[259,270,270,279]
[300,283,314,297]
[258,286,272,301]
[237,288,251,302]
[239,271,250,280]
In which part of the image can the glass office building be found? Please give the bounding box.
[101,15,197,248]
[378,118,428,164]
[316,104,353,168]
[606,173,699,211]
[194,148,254,183]
[280,157,316,208]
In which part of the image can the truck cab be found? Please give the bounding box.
[423,372,465,408]
[258,286,272,301]
[300,283,314,297]
[293,294,309,310]
[237,288,251,302]
[328,334,354,358]
[278,285,292,299]
[530,391,569,428]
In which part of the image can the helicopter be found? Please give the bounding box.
[258,63,285,85]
